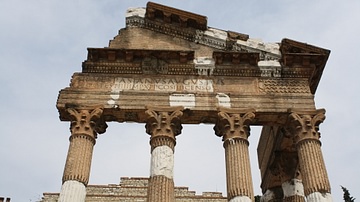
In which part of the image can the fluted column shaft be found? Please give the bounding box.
[214,108,255,202]
[288,109,333,202]
[297,140,331,201]
[145,106,183,202]
[58,108,107,202]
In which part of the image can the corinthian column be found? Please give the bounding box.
[287,109,333,202]
[145,106,183,202]
[214,108,255,202]
[58,108,107,202]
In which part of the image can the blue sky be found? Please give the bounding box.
[1,0,359,201]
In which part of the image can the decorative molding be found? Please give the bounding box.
[83,62,142,74]
[85,48,194,64]
[83,48,196,75]
[213,68,261,77]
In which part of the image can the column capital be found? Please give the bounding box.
[145,106,183,151]
[214,108,255,142]
[287,109,325,144]
[145,106,184,138]
[67,107,108,141]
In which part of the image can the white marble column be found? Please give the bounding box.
[58,108,106,202]
[145,106,183,202]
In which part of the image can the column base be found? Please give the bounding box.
[306,192,333,202]
[58,180,86,202]
[229,196,252,202]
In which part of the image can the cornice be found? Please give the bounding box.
[145,2,207,30]
[82,48,320,79]
[280,38,330,94]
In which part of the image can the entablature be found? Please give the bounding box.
[57,2,330,127]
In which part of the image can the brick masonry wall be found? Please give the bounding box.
[40,177,226,202]
[109,27,214,58]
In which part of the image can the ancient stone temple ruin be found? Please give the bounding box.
[42,2,333,202]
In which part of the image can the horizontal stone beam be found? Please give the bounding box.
[57,73,315,124]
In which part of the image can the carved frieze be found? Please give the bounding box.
[83,62,142,74]
[258,79,311,94]
[83,49,195,75]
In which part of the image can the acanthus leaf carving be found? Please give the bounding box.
[214,108,255,142]
[145,107,184,139]
[287,109,325,144]
[67,107,107,140]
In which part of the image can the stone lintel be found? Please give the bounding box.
[57,100,315,125]
[146,2,207,30]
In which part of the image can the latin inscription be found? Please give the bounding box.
[73,76,216,93]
